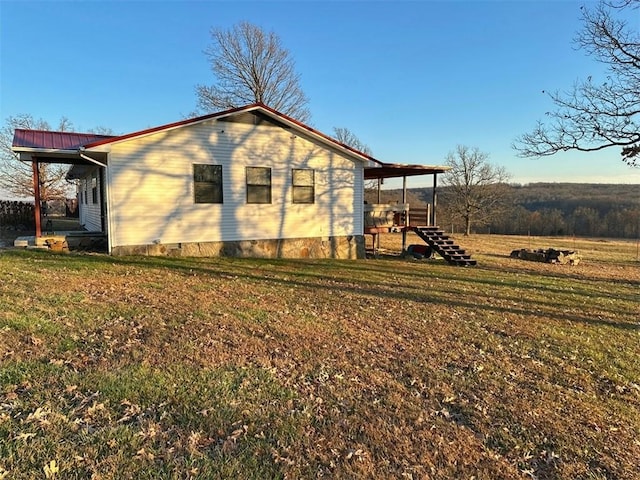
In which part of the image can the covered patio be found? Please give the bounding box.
[11,130,114,248]
[363,162,450,254]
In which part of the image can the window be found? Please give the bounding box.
[194,164,223,204]
[292,169,315,204]
[246,167,271,204]
[91,171,98,204]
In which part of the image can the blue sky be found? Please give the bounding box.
[1,0,639,188]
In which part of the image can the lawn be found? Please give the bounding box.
[1,234,638,479]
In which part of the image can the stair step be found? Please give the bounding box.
[449,255,473,260]
[411,226,477,266]
[439,247,462,253]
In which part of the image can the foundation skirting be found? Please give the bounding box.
[111,235,365,259]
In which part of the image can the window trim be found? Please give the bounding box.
[292,168,315,204]
[91,171,98,204]
[246,166,272,204]
[193,164,224,204]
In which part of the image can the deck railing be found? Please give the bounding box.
[407,206,432,227]
[364,204,434,230]
[364,203,410,229]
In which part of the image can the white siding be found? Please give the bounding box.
[77,170,103,232]
[105,118,364,248]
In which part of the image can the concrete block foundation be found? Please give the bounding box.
[111,235,366,259]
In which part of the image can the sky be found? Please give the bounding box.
[1,0,639,191]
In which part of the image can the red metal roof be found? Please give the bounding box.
[13,104,385,167]
[81,103,383,165]
[12,129,115,150]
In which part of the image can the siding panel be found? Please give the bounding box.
[77,168,103,232]
[106,118,364,248]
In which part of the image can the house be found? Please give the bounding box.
[12,103,449,259]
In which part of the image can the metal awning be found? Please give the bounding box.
[12,129,115,151]
[364,163,449,180]
[12,130,115,167]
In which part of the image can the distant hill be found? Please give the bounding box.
[508,183,640,215]
[371,183,639,209]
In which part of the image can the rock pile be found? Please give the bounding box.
[510,248,581,265]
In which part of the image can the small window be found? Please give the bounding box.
[246,167,271,204]
[194,164,223,204]
[292,169,315,204]
[91,171,98,204]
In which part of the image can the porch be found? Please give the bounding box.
[363,163,448,254]
[12,216,106,252]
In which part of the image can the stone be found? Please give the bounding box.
[111,235,365,259]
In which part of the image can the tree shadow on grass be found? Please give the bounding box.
[31,250,638,333]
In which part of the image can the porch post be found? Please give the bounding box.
[32,158,42,238]
[402,175,407,252]
[377,178,381,203]
[432,173,438,227]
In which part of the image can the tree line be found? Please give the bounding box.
[375,183,640,239]
[486,204,639,238]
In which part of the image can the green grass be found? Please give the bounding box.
[0,235,638,479]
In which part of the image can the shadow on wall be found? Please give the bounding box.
[101,114,364,259]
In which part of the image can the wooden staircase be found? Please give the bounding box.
[412,226,477,266]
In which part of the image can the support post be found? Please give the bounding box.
[401,175,407,253]
[432,173,438,227]
[402,175,407,204]
[32,158,42,238]
[377,178,381,203]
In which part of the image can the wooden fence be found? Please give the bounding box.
[0,201,35,228]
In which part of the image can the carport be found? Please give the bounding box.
[11,130,114,239]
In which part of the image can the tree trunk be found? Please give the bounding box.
[464,215,471,236]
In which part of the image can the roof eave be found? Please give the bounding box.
[12,146,79,156]
[364,163,451,180]
[13,147,83,164]
[252,104,383,165]
[81,103,384,165]
[82,104,262,149]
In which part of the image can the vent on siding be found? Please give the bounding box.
[218,111,290,129]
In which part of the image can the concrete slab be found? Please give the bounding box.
[13,231,105,251]
[14,237,30,247]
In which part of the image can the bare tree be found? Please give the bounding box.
[0,116,113,201]
[442,146,511,236]
[332,126,381,196]
[514,0,640,166]
[195,21,310,122]
[332,127,373,156]
[0,115,72,201]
